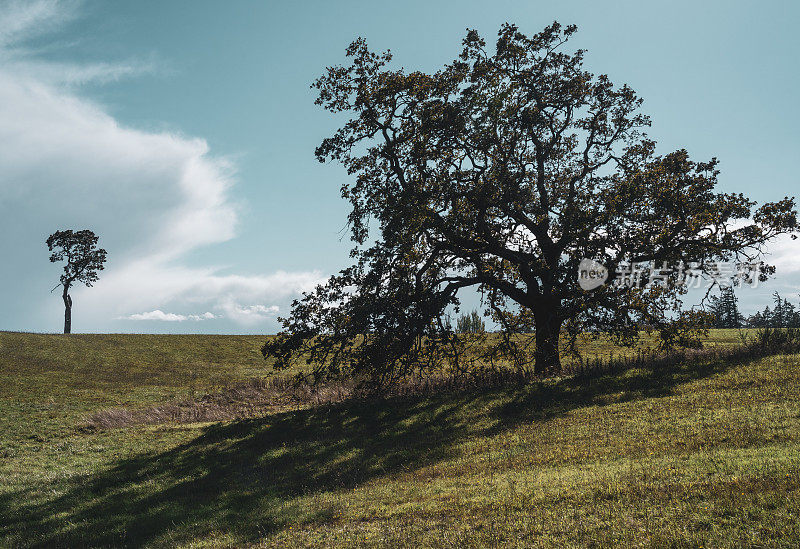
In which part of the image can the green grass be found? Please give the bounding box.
[1,330,799,547]
[0,333,269,445]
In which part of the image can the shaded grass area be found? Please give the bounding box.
[1,331,799,547]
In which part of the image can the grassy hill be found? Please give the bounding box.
[1,330,799,547]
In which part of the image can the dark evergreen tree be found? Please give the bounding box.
[456,310,486,334]
[770,292,800,328]
[759,305,774,328]
[708,286,743,328]
[746,310,764,328]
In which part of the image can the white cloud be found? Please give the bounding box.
[0,0,74,47]
[0,0,323,329]
[763,233,800,275]
[83,259,321,325]
[218,302,281,325]
[123,310,216,322]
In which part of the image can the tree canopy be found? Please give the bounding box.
[264,22,797,385]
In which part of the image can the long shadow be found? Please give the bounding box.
[1,352,742,547]
[488,350,747,433]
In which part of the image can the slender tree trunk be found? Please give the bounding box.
[533,303,562,375]
[62,286,72,334]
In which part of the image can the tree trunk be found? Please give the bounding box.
[534,305,562,375]
[62,286,72,334]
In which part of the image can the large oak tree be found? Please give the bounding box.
[264,23,797,384]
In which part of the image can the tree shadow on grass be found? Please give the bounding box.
[2,396,481,548]
[487,350,752,433]
[0,353,742,548]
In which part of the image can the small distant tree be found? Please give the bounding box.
[46,230,107,334]
[707,286,743,328]
[456,310,486,334]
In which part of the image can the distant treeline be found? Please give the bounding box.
[709,288,800,329]
[453,289,800,335]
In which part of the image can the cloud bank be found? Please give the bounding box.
[122,310,216,322]
[0,0,322,331]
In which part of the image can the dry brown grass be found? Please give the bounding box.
[82,375,359,429]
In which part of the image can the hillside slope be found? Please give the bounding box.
[1,331,798,547]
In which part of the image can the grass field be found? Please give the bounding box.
[1,330,799,547]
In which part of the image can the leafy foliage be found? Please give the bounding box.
[46,229,106,287]
[264,22,798,385]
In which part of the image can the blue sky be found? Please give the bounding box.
[0,0,798,333]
